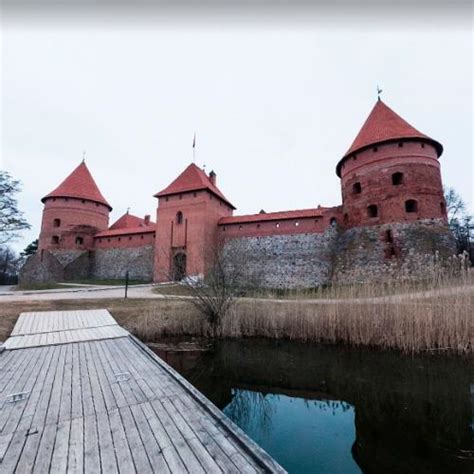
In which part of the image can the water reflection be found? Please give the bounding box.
[153,339,474,474]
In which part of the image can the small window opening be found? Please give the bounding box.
[330,217,337,226]
[141,235,144,239]
[392,172,404,186]
[367,205,378,218]
[108,238,111,242]
[81,199,85,204]
[343,213,349,223]
[352,182,362,194]
[405,200,418,213]
[75,236,83,245]
[165,197,169,202]
[257,224,260,228]
[176,211,183,224]
[51,235,59,244]
[385,229,393,243]
[440,202,446,213]
[129,236,132,241]
[421,143,425,148]
[179,195,182,200]
[193,192,197,197]
[239,225,243,230]
[118,237,121,241]
[53,218,61,227]
[373,146,378,152]
[398,142,404,148]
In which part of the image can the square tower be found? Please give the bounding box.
[153,164,234,282]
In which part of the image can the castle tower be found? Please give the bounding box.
[337,99,447,228]
[153,163,235,282]
[39,161,111,251]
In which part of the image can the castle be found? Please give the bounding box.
[21,99,455,287]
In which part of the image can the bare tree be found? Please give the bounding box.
[159,238,261,335]
[0,246,20,284]
[0,171,30,244]
[444,187,473,262]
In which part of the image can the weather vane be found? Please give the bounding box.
[377,85,383,101]
[82,150,86,162]
[126,207,130,214]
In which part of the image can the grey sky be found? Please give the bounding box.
[1,3,472,252]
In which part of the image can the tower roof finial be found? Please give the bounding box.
[377,85,383,101]
[82,150,86,163]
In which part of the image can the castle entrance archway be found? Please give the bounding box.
[173,252,187,281]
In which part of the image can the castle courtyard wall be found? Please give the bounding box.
[92,246,154,281]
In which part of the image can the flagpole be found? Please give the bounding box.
[192,132,196,163]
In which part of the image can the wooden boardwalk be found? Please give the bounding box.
[0,309,285,473]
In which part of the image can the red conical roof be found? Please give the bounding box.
[336,100,442,176]
[155,163,235,209]
[42,162,112,210]
[109,212,154,230]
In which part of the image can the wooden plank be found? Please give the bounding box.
[150,399,206,474]
[96,410,119,473]
[78,343,94,418]
[93,341,127,410]
[70,344,83,420]
[67,416,84,474]
[140,402,187,473]
[161,398,222,474]
[87,342,117,413]
[1,346,52,436]
[49,419,71,473]
[129,403,170,473]
[83,413,100,474]
[33,421,57,472]
[118,406,153,474]
[59,343,73,423]
[108,408,136,473]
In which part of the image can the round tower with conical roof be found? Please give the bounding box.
[38,162,111,251]
[337,99,447,229]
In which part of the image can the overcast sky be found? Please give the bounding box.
[1,2,473,252]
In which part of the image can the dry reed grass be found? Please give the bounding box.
[133,274,473,355]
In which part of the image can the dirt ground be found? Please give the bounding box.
[0,298,189,343]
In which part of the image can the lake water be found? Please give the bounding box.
[152,339,473,473]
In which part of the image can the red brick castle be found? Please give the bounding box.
[21,99,454,287]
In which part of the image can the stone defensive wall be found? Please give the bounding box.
[220,217,456,289]
[20,244,155,283]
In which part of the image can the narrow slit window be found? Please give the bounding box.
[352,182,362,194]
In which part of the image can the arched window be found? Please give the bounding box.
[75,236,84,245]
[53,218,61,227]
[330,217,337,226]
[176,211,183,224]
[405,200,418,213]
[51,235,59,244]
[367,205,378,218]
[352,182,362,194]
[392,172,404,186]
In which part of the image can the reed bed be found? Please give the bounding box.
[133,275,473,355]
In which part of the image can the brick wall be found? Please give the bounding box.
[340,141,447,228]
[39,197,109,251]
